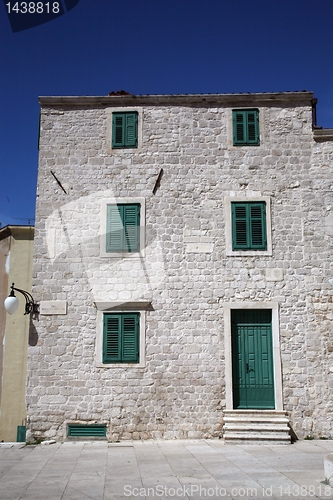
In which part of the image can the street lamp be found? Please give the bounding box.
[4,283,38,315]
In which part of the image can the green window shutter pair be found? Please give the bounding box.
[103,313,139,363]
[232,202,266,250]
[233,109,259,145]
[106,204,140,253]
[112,112,138,148]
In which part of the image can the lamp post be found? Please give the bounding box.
[4,283,38,315]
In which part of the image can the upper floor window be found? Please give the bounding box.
[231,201,266,250]
[106,204,140,253]
[232,109,260,146]
[112,112,138,148]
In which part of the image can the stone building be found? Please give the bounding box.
[0,225,34,441]
[28,92,333,443]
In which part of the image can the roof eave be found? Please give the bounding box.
[38,92,315,109]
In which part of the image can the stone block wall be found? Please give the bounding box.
[27,93,333,441]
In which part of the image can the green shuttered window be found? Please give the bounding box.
[106,204,140,253]
[112,112,138,148]
[103,313,139,363]
[233,109,259,145]
[232,202,266,250]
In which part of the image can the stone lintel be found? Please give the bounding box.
[94,301,153,311]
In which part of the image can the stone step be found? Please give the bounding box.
[224,416,289,424]
[224,434,291,445]
[224,423,289,432]
[224,410,287,417]
[223,410,291,444]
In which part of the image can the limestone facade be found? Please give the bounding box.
[28,92,333,442]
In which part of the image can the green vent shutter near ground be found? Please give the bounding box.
[112,112,138,148]
[232,202,266,250]
[106,204,140,253]
[233,109,259,145]
[67,424,106,437]
[103,313,139,363]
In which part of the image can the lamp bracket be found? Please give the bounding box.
[9,283,39,315]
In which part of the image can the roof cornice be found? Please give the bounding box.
[0,225,34,241]
[313,128,333,142]
[39,91,314,109]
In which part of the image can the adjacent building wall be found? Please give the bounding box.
[0,226,34,441]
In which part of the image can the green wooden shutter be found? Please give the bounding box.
[112,113,125,147]
[123,204,140,252]
[233,111,246,145]
[249,203,266,249]
[106,204,140,253]
[232,202,266,250]
[232,203,249,249]
[125,113,138,147]
[106,205,123,252]
[103,314,121,362]
[247,110,259,144]
[122,314,139,362]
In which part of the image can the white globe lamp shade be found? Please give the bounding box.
[4,295,19,314]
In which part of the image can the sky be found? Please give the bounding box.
[0,0,333,228]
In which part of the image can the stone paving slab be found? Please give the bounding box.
[0,440,332,500]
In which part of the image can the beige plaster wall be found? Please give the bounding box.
[0,227,34,441]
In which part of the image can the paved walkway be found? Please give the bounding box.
[0,440,332,500]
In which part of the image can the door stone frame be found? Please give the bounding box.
[224,301,283,411]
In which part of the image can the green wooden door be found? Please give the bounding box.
[231,310,275,409]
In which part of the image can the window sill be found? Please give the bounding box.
[96,362,146,369]
[232,143,260,147]
[99,251,145,258]
[226,249,272,257]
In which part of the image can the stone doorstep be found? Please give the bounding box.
[225,437,291,445]
[223,410,288,416]
[223,410,291,444]
[224,416,289,424]
[225,433,290,439]
[224,424,290,432]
